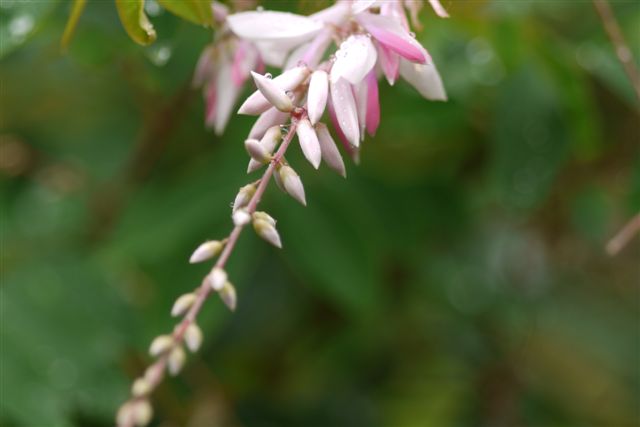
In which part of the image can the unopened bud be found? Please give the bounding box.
[219,281,237,311]
[116,402,133,426]
[252,211,276,227]
[248,126,283,173]
[279,165,307,206]
[232,208,251,226]
[244,138,271,163]
[143,363,164,384]
[233,184,256,212]
[149,335,173,357]
[209,267,227,291]
[132,399,153,426]
[253,219,282,248]
[189,240,223,263]
[171,293,197,317]
[168,346,186,376]
[131,378,152,397]
[296,118,321,169]
[184,323,203,352]
[251,71,294,112]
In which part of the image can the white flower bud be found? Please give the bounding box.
[116,402,133,426]
[143,363,164,384]
[232,208,251,226]
[279,165,307,206]
[247,126,283,173]
[219,281,237,312]
[250,71,293,113]
[296,118,321,169]
[244,138,271,163]
[149,335,173,357]
[307,70,329,125]
[316,123,346,177]
[171,293,196,317]
[252,211,276,227]
[184,323,203,352]
[233,184,256,212]
[189,240,223,263]
[131,378,152,397]
[209,267,227,291]
[132,399,153,426]
[168,346,186,376]
[253,218,282,248]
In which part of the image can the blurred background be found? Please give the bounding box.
[1,0,639,426]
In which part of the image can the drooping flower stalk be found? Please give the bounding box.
[118,1,450,425]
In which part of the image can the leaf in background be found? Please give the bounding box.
[60,0,87,51]
[157,0,213,27]
[115,0,156,46]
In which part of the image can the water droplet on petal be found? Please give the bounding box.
[296,60,308,68]
[265,73,273,79]
[409,32,416,38]
[256,6,264,12]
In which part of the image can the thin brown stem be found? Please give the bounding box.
[118,120,299,427]
[606,212,640,256]
[592,0,640,101]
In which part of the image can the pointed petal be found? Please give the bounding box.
[316,123,346,177]
[329,78,360,147]
[285,28,332,70]
[328,95,357,162]
[279,165,306,206]
[249,107,288,139]
[399,59,447,101]
[428,0,450,18]
[353,79,368,139]
[227,11,322,47]
[376,43,400,85]
[193,45,215,88]
[204,79,217,128]
[357,12,429,64]
[365,71,380,136]
[296,119,321,169]
[307,70,328,125]
[330,34,378,85]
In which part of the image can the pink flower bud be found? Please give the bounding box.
[316,123,346,177]
[238,66,309,115]
[357,12,429,64]
[296,118,321,169]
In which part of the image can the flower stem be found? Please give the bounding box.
[118,120,299,427]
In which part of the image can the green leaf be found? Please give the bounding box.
[157,0,213,26]
[115,0,156,46]
[60,0,87,51]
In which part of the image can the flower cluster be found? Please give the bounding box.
[117,1,448,426]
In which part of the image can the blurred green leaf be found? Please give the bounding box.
[115,0,156,45]
[157,0,213,27]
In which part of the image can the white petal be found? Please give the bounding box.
[352,0,381,14]
[214,60,240,135]
[399,59,447,101]
[254,40,290,67]
[310,2,351,26]
[307,70,328,125]
[353,79,368,139]
[330,78,360,147]
[316,123,346,177]
[296,119,321,169]
[330,35,378,85]
[227,11,322,48]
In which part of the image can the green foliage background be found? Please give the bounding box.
[1,0,639,426]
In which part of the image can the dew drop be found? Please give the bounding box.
[409,32,416,38]
[296,60,308,68]
[256,5,264,12]
[329,54,336,63]
[265,73,273,79]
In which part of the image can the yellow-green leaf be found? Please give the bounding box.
[157,0,213,26]
[115,0,157,46]
[61,0,87,52]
